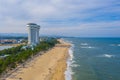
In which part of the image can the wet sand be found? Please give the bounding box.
[5,39,71,80]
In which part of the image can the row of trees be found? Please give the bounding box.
[0,38,59,75]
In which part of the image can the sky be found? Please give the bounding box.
[0,0,120,37]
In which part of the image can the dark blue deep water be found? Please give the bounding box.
[64,38,120,80]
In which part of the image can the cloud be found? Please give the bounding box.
[40,20,120,36]
[0,0,120,37]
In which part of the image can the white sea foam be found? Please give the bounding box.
[81,46,94,49]
[80,43,88,45]
[118,44,120,46]
[65,44,74,80]
[71,64,80,67]
[98,54,115,58]
[110,44,120,47]
[71,60,75,64]
[103,54,114,58]
[61,38,73,44]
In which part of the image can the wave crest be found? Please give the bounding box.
[81,46,95,49]
[110,44,120,47]
[80,43,88,45]
[98,54,115,58]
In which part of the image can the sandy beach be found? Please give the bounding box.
[4,39,71,80]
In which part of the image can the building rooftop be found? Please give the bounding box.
[27,23,37,25]
[27,23,40,28]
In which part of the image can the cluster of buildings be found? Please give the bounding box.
[0,39,24,44]
[0,23,40,59]
[0,23,40,46]
[0,39,17,44]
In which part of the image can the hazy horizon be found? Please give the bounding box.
[0,0,120,37]
[0,33,120,38]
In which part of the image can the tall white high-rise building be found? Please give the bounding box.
[27,23,40,45]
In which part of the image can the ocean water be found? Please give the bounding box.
[64,38,120,80]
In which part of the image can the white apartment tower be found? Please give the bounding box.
[27,23,40,45]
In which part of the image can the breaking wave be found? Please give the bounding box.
[65,41,74,80]
[81,46,95,49]
[80,43,88,45]
[110,44,120,47]
[98,54,115,58]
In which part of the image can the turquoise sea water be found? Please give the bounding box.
[64,38,120,80]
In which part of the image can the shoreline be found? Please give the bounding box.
[65,46,73,80]
[2,39,71,80]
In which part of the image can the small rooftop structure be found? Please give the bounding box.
[27,23,37,25]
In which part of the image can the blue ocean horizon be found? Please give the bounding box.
[64,37,120,80]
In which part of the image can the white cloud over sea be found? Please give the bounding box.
[0,0,120,37]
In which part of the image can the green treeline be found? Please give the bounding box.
[0,38,59,75]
